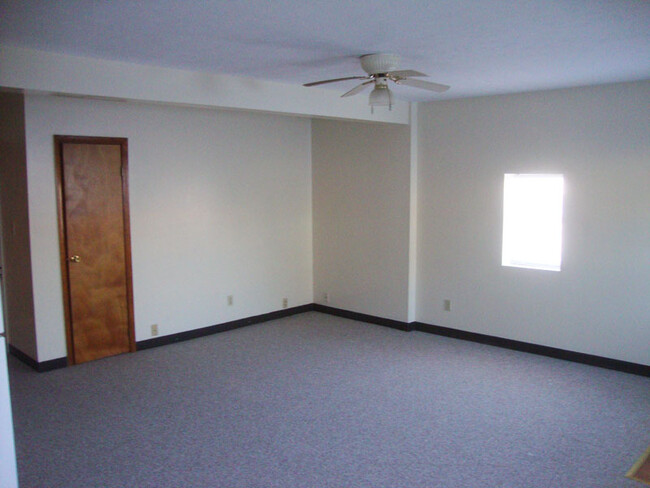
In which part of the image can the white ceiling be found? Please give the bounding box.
[1,0,649,102]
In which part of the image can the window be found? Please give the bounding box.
[502,174,564,271]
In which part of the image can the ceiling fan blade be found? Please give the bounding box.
[388,69,428,78]
[303,76,369,87]
[341,80,374,97]
[395,78,450,93]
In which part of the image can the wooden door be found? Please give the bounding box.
[55,136,135,364]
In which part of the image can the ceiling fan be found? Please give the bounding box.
[303,53,450,110]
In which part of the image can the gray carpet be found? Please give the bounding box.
[8,312,650,487]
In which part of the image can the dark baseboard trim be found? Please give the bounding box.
[312,304,411,332]
[308,305,649,377]
[8,344,68,372]
[412,321,650,377]
[8,304,647,378]
[137,304,315,351]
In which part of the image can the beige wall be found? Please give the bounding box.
[4,80,649,368]
[312,119,411,322]
[23,94,314,361]
[417,81,650,365]
[0,92,37,360]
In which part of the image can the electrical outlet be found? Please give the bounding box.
[444,299,451,312]
[227,295,233,306]
[282,298,288,309]
[151,324,159,336]
[324,292,330,303]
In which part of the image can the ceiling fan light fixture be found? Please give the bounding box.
[368,84,393,109]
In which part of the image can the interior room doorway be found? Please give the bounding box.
[55,136,135,364]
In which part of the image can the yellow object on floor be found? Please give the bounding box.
[627,446,650,485]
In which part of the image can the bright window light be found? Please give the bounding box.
[502,174,564,271]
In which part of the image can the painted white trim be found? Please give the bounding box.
[0,46,409,125]
[0,337,18,488]
[407,103,418,322]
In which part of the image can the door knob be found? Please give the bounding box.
[69,255,81,263]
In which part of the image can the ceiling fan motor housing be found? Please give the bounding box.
[360,53,401,75]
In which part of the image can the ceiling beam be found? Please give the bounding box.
[0,46,409,125]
